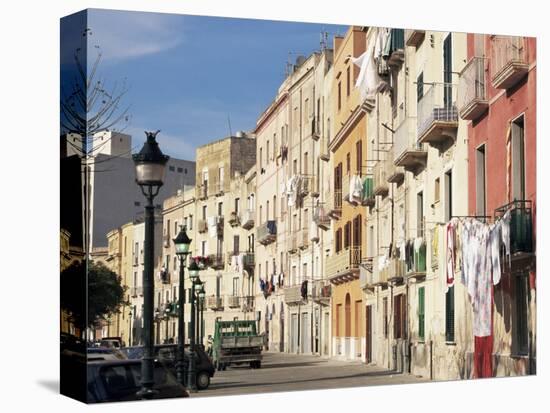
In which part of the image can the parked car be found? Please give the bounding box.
[122,344,215,390]
[87,347,127,362]
[87,359,189,403]
[100,337,123,348]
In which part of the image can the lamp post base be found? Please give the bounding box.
[136,387,158,400]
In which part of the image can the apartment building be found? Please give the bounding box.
[459,33,536,376]
[193,134,257,346]
[327,27,368,361]
[254,48,334,356]
[128,216,163,346]
[154,187,195,344]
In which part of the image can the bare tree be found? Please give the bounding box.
[61,27,132,255]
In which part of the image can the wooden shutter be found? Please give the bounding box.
[445,285,455,342]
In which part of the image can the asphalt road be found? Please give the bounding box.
[193,352,428,398]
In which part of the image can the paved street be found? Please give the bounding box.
[195,352,428,398]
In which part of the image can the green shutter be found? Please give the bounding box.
[418,287,425,340]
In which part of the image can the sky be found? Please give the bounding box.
[65,9,348,160]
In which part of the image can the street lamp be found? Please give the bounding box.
[132,130,169,399]
[198,289,206,349]
[187,260,201,391]
[173,225,191,386]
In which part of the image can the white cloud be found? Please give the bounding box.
[86,9,185,63]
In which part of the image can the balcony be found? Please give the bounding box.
[159,269,170,284]
[320,136,330,162]
[386,257,407,282]
[243,251,255,269]
[458,57,489,121]
[257,220,277,245]
[387,29,405,66]
[300,227,310,250]
[208,253,225,270]
[327,246,361,283]
[386,147,405,184]
[311,117,320,141]
[373,161,389,197]
[312,280,331,304]
[309,176,320,197]
[394,117,427,173]
[407,243,426,280]
[362,176,375,207]
[228,211,240,227]
[207,295,223,310]
[197,183,208,200]
[212,181,228,197]
[197,219,207,234]
[130,287,138,298]
[288,231,299,253]
[417,82,458,147]
[299,175,313,197]
[494,200,534,256]
[227,295,241,308]
[241,296,255,312]
[313,206,331,230]
[490,36,529,90]
[328,189,342,219]
[405,29,425,48]
[240,209,255,230]
[284,285,305,305]
[359,258,374,290]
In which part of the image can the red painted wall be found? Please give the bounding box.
[466,35,536,245]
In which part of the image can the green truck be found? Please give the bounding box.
[211,320,263,370]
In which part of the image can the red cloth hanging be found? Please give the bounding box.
[474,285,494,378]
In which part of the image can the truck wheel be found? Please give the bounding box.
[196,371,210,390]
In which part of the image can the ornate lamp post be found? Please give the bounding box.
[187,260,201,391]
[132,130,169,399]
[172,225,191,386]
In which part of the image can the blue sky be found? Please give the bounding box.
[79,9,348,160]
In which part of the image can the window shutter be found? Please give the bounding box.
[445,285,455,342]
[418,287,425,340]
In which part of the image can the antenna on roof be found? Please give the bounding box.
[320,30,328,51]
[227,114,233,137]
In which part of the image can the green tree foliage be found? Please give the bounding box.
[60,260,127,330]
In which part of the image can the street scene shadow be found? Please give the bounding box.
[37,379,59,394]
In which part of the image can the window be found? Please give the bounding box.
[434,177,440,204]
[445,170,453,222]
[273,195,277,220]
[303,263,308,285]
[394,294,406,339]
[383,297,388,338]
[134,201,140,207]
[304,152,308,175]
[266,140,270,163]
[346,66,351,96]
[165,254,170,271]
[189,215,193,230]
[218,202,223,216]
[260,147,263,169]
[346,153,351,174]
[177,167,183,173]
[338,81,342,111]
[266,200,270,221]
[356,140,363,175]
[417,191,424,237]
[335,228,342,253]
[202,205,207,220]
[185,168,188,174]
[293,159,298,175]
[218,166,224,190]
[513,273,529,355]
[259,205,263,223]
[336,304,342,337]
[443,34,453,107]
[476,145,486,215]
[174,220,178,235]
[201,241,206,257]
[233,235,240,255]
[417,72,424,102]
[344,221,351,249]
[166,219,171,239]
[445,285,455,342]
[511,116,526,200]
[169,165,175,172]
[173,256,177,272]
[418,287,425,340]
[305,98,309,121]
[232,277,240,296]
